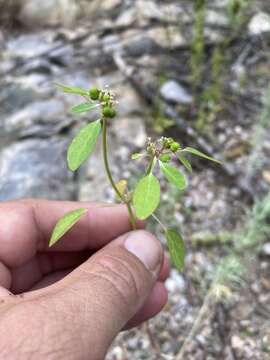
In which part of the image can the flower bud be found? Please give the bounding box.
[164,137,174,149]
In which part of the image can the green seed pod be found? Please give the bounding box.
[103,106,116,118]
[160,154,171,163]
[89,87,100,100]
[170,142,180,153]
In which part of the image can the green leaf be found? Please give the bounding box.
[71,103,99,114]
[178,155,192,173]
[165,229,185,271]
[133,174,160,220]
[182,147,221,164]
[67,119,101,171]
[49,208,88,247]
[56,83,89,96]
[131,153,143,160]
[160,162,187,190]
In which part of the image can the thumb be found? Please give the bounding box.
[0,230,163,360]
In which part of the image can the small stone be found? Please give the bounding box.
[148,27,185,48]
[19,0,79,27]
[231,335,245,352]
[248,12,270,35]
[137,0,164,21]
[116,8,136,27]
[262,243,270,256]
[100,0,121,11]
[160,80,192,104]
[165,269,186,293]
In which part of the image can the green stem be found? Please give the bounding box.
[102,118,137,230]
[151,213,167,232]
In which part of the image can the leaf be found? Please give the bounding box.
[71,103,99,114]
[131,153,144,160]
[49,208,88,247]
[56,83,89,96]
[133,174,160,220]
[182,147,221,164]
[67,119,101,171]
[160,162,187,190]
[165,229,185,271]
[178,155,192,173]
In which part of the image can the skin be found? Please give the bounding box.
[0,199,169,360]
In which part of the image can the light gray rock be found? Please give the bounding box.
[0,137,74,201]
[248,12,270,35]
[160,80,192,104]
[19,0,79,27]
[3,99,71,137]
[147,27,186,48]
[7,34,58,58]
[116,8,136,27]
[111,116,147,148]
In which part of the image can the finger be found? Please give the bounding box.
[0,262,11,289]
[124,282,168,329]
[30,270,72,290]
[11,252,89,293]
[10,231,163,360]
[159,255,170,282]
[12,250,166,294]
[0,199,143,267]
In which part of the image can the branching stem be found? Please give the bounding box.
[102,118,137,230]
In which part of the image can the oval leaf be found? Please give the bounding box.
[71,103,100,114]
[49,208,87,247]
[56,83,89,96]
[67,119,101,171]
[182,147,221,164]
[165,229,185,271]
[160,162,187,190]
[133,174,160,220]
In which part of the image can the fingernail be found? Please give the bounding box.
[124,230,162,272]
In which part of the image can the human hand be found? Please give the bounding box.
[0,199,169,359]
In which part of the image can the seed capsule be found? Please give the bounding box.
[89,87,100,100]
[170,142,180,153]
[103,106,116,118]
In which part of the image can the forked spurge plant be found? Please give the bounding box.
[49,84,221,271]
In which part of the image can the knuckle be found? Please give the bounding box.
[94,254,141,307]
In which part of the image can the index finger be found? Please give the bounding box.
[0,199,142,267]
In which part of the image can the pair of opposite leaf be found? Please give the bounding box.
[49,84,221,271]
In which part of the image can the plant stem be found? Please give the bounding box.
[175,291,213,360]
[152,213,167,232]
[102,118,137,230]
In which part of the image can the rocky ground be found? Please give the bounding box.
[0,0,270,359]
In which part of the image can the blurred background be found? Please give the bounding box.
[0,0,270,359]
